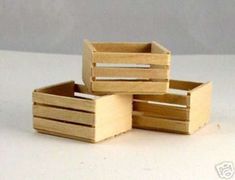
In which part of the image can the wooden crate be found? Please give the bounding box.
[133,80,212,134]
[82,39,171,94]
[33,81,132,143]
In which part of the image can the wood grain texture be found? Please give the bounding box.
[134,93,189,106]
[92,67,169,79]
[188,82,212,134]
[92,81,168,94]
[82,40,171,94]
[133,80,212,134]
[93,52,170,65]
[33,104,95,126]
[133,115,188,133]
[33,81,133,143]
[34,117,95,140]
[82,39,95,92]
[33,92,95,112]
[133,101,189,121]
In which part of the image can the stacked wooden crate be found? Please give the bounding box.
[33,39,212,143]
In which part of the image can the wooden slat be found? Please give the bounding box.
[133,115,189,133]
[82,39,95,92]
[92,42,151,53]
[93,52,170,65]
[33,92,95,112]
[170,80,202,91]
[34,117,95,139]
[92,81,168,93]
[134,94,189,106]
[133,101,189,121]
[92,67,169,79]
[37,129,95,143]
[33,105,95,126]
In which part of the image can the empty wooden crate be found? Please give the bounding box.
[82,39,171,94]
[33,81,132,143]
[133,80,212,134]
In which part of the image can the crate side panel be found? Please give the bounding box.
[33,104,95,126]
[133,101,189,121]
[33,92,95,112]
[33,117,95,140]
[133,115,189,133]
[94,94,132,142]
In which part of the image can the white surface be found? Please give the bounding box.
[0,50,235,180]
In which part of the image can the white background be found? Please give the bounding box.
[0,50,235,180]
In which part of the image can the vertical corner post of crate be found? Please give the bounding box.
[82,39,96,93]
[187,82,212,134]
[150,41,171,91]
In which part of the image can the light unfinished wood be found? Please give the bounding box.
[82,39,171,94]
[34,117,95,140]
[133,80,212,134]
[93,52,170,65]
[92,67,169,79]
[134,93,189,106]
[33,92,95,112]
[33,104,95,126]
[92,42,151,53]
[33,81,132,143]
[188,82,212,134]
[151,41,171,54]
[133,115,188,133]
[92,81,168,94]
[170,80,202,90]
[82,40,94,91]
[133,101,189,121]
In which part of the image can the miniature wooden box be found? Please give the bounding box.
[33,81,132,143]
[82,40,171,94]
[133,80,212,134]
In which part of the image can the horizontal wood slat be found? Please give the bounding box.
[133,115,189,133]
[134,94,189,106]
[33,92,95,112]
[33,117,95,139]
[92,67,169,79]
[92,81,168,93]
[93,52,170,65]
[133,101,189,121]
[33,105,95,126]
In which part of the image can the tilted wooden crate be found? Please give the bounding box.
[133,80,212,134]
[33,81,132,143]
[82,39,171,94]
